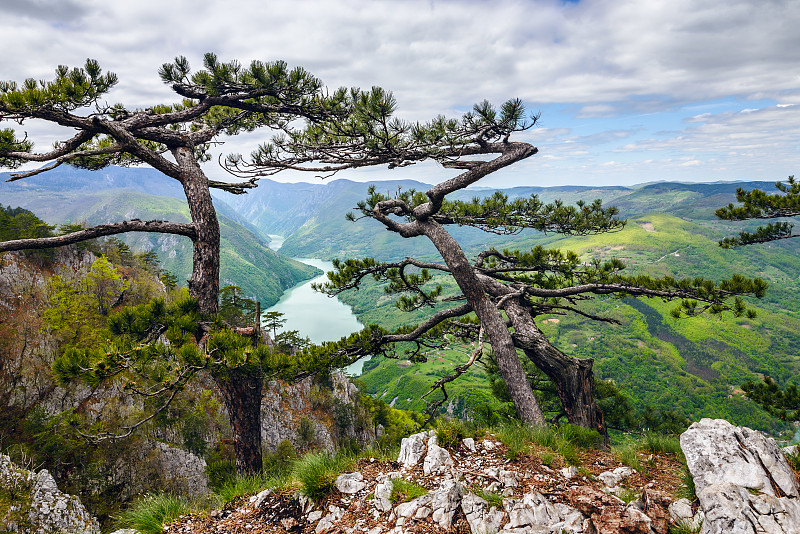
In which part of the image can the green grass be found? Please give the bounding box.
[675,467,698,503]
[471,486,504,508]
[495,422,603,465]
[641,432,684,459]
[616,487,640,504]
[436,417,476,448]
[389,478,428,504]
[612,442,645,474]
[113,493,191,534]
[213,471,282,506]
[294,451,355,502]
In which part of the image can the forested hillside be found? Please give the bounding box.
[4,166,799,435]
[219,177,800,436]
[0,167,319,306]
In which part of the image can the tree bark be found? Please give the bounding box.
[421,220,544,424]
[215,368,264,473]
[173,146,220,314]
[503,299,607,438]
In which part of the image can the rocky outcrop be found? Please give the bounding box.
[113,440,209,500]
[0,454,99,534]
[187,430,671,534]
[681,418,800,533]
[261,371,376,453]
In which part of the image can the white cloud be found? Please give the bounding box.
[2,0,799,186]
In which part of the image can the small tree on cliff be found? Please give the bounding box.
[0,55,342,472]
[228,91,767,434]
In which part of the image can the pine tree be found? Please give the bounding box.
[0,55,348,472]
[0,54,337,314]
[228,91,768,434]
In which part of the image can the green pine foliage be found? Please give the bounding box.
[717,176,800,247]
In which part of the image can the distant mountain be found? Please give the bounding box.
[221,177,778,261]
[0,167,319,306]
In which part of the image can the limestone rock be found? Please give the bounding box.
[668,498,703,530]
[394,494,432,525]
[698,482,800,534]
[681,418,799,498]
[373,473,400,512]
[336,472,366,494]
[398,431,432,468]
[423,435,455,476]
[597,466,635,489]
[504,491,561,529]
[315,505,344,533]
[0,454,100,534]
[249,489,271,509]
[430,479,463,529]
[463,437,477,451]
[461,493,504,534]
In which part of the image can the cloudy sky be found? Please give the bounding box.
[2,0,799,188]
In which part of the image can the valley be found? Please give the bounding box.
[3,166,799,437]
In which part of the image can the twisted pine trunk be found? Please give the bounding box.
[422,221,545,425]
[504,299,607,438]
[174,146,220,315]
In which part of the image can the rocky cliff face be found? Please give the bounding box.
[0,454,100,534]
[261,371,377,453]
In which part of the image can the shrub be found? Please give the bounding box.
[436,417,468,448]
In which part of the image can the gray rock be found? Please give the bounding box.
[0,454,100,534]
[307,510,323,523]
[697,482,800,534]
[681,419,800,534]
[315,505,344,533]
[499,468,520,488]
[597,466,635,489]
[430,479,463,529]
[249,488,271,508]
[423,435,455,477]
[395,494,432,525]
[463,437,477,451]
[668,498,701,530]
[373,472,400,512]
[681,418,798,498]
[398,431,431,468]
[504,491,561,529]
[336,472,366,494]
[461,493,505,534]
[560,466,578,480]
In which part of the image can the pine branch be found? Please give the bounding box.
[0,220,196,252]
